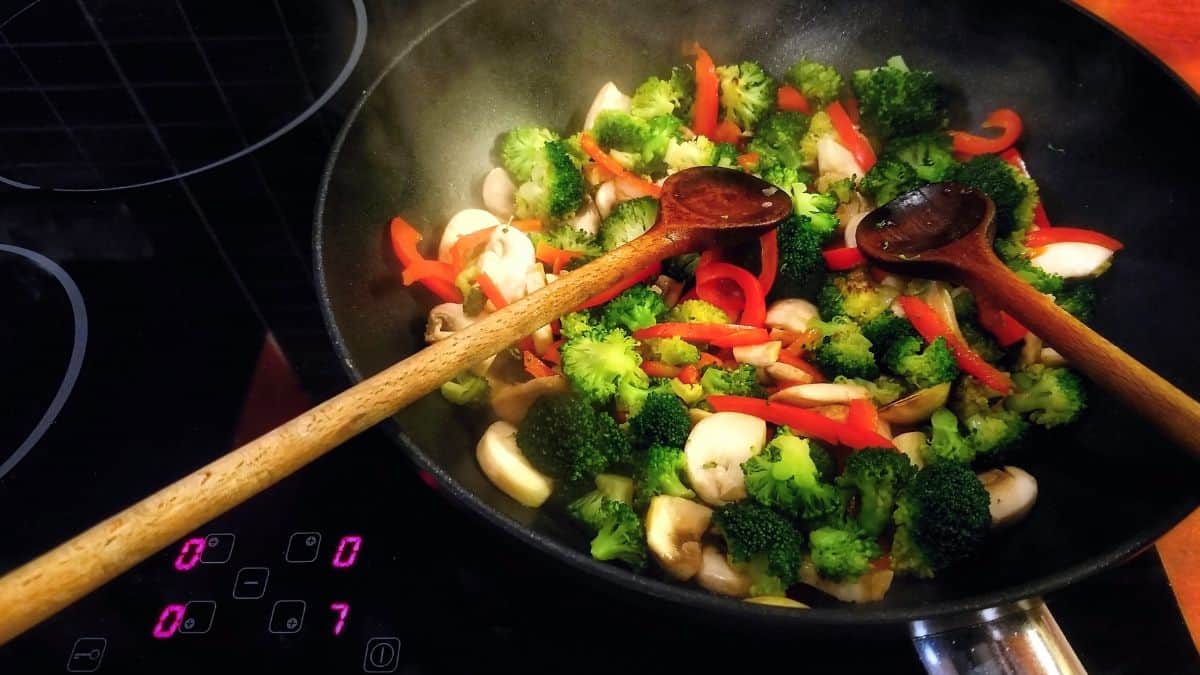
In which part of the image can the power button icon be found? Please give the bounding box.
[363,637,400,672]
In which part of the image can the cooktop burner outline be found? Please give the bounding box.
[0,244,87,480]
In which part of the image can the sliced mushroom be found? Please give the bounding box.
[696,545,752,598]
[798,561,894,603]
[645,496,712,580]
[922,281,963,341]
[977,466,1038,528]
[892,431,928,469]
[437,208,502,262]
[1031,242,1113,279]
[1018,333,1043,369]
[765,298,820,333]
[770,383,870,407]
[765,362,815,385]
[653,275,684,308]
[1040,347,1068,367]
[583,81,631,131]
[595,180,619,218]
[482,167,516,220]
[570,199,601,236]
[477,227,536,304]
[490,375,570,424]
[733,341,782,367]
[425,303,477,343]
[839,193,873,249]
[684,412,767,506]
[745,596,809,608]
[476,421,553,508]
[816,136,864,189]
[878,382,952,425]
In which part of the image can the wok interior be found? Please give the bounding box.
[318,0,1200,622]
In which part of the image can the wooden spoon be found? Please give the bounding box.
[855,181,1200,457]
[0,167,792,643]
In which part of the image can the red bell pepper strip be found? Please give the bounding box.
[641,360,682,378]
[758,230,779,296]
[678,364,701,385]
[952,108,1023,156]
[975,295,1028,347]
[449,225,497,272]
[534,241,581,275]
[579,133,662,199]
[1026,227,1124,251]
[476,272,509,309]
[822,246,866,271]
[697,352,725,369]
[523,351,556,378]
[826,101,876,172]
[691,43,719,139]
[837,424,895,450]
[634,323,771,348]
[896,296,1013,394]
[542,339,563,364]
[776,85,811,114]
[698,248,722,267]
[696,262,767,326]
[737,151,761,170]
[401,259,458,288]
[713,118,742,145]
[776,349,825,383]
[577,262,662,310]
[389,217,462,302]
[510,218,543,233]
[696,280,745,323]
[846,398,879,434]
[707,396,842,445]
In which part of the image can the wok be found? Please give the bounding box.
[315,0,1200,668]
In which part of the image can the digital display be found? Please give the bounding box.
[329,602,349,636]
[331,535,362,569]
[174,537,206,572]
[152,604,186,639]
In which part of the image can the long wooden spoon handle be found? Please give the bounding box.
[0,227,690,645]
[971,261,1200,457]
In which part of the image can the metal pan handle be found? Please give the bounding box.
[910,598,1087,674]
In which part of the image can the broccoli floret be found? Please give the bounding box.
[746,111,810,173]
[948,155,1029,236]
[799,110,835,169]
[923,407,974,466]
[634,444,694,508]
[1005,364,1086,428]
[663,252,701,282]
[862,310,919,354]
[615,376,653,417]
[502,127,559,182]
[773,216,827,299]
[960,320,1005,363]
[517,393,630,482]
[1054,283,1096,322]
[742,430,845,524]
[837,448,917,537]
[713,142,740,169]
[597,196,659,252]
[809,527,881,582]
[950,376,1003,419]
[835,375,908,406]
[559,310,602,339]
[560,327,647,404]
[602,284,666,333]
[568,491,647,568]
[640,115,686,174]
[789,186,841,238]
[670,379,706,406]
[759,164,807,191]
[964,408,1029,462]
[861,157,923,205]
[440,371,489,406]
[644,336,700,365]
[786,58,843,107]
[592,110,647,152]
[810,317,879,379]
[892,463,990,577]
[818,268,899,323]
[884,335,959,389]
[628,391,690,450]
[827,177,858,204]
[716,61,776,131]
[631,75,689,119]
[852,57,946,140]
[514,139,586,220]
[664,299,730,324]
[700,363,764,398]
[531,224,603,260]
[663,136,720,172]
[882,132,957,182]
[807,440,837,482]
[712,501,805,595]
[595,473,635,504]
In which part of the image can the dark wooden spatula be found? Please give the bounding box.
[855,182,1200,458]
[0,167,792,643]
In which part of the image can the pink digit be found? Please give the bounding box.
[174,537,206,572]
[152,604,186,639]
[331,535,362,569]
[330,602,350,636]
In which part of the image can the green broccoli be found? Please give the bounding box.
[631,75,690,119]
[598,196,659,252]
[439,371,489,406]
[964,408,1029,463]
[716,61,776,131]
[568,491,647,568]
[560,326,647,404]
[664,136,720,172]
[628,391,690,450]
[947,155,1029,236]
[502,127,559,182]
[663,252,701,282]
[835,375,908,406]
[517,393,630,482]
[670,379,706,405]
[559,310,602,339]
[591,110,647,151]
[640,115,686,174]
[807,439,837,482]
[634,444,695,508]
[712,501,805,596]
[514,139,586,220]
[862,310,919,354]
[789,186,841,238]
[741,430,845,524]
[818,268,899,323]
[595,473,635,504]
[892,463,991,577]
[531,224,603,260]
[837,448,917,537]
[786,58,843,107]
[808,527,881,582]
[826,177,858,204]
[713,142,740,169]
[884,335,959,389]
[1005,364,1086,428]
[644,336,700,365]
[999,253,1065,296]
[1054,283,1096,322]
[923,408,975,466]
[602,284,666,333]
[700,363,765,397]
[773,215,827,299]
[960,320,1005,363]
[882,132,957,182]
[810,317,879,379]
[950,375,1003,420]
[759,164,809,191]
[746,111,809,173]
[799,110,835,169]
[861,157,923,205]
[664,299,730,324]
[852,56,946,140]
[615,376,653,417]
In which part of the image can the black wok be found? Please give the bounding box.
[315,0,1199,652]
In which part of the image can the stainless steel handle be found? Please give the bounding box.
[910,598,1087,674]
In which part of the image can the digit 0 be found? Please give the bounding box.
[173,537,206,572]
[152,604,186,639]
[330,535,362,569]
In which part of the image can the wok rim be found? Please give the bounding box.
[313,0,1198,627]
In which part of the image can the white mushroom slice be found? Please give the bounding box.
[838,193,873,248]
[477,421,553,508]
[1040,347,1068,367]
[425,303,477,343]
[923,281,962,341]
[684,412,767,506]
[654,275,684,308]
[570,199,601,236]
[437,209,501,262]
[977,466,1038,528]
[798,562,894,603]
[490,376,570,424]
[878,382,952,425]
[477,227,536,304]
[765,362,815,385]
[745,596,809,608]
[765,298,820,333]
[770,383,870,407]
[1031,242,1113,279]
[595,181,619,218]
[733,341,782,367]
[645,496,712,580]
[816,136,864,188]
[583,81,632,132]
[687,408,713,427]
[1018,333,1043,369]
[482,167,516,220]
[893,431,928,469]
[696,545,753,598]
